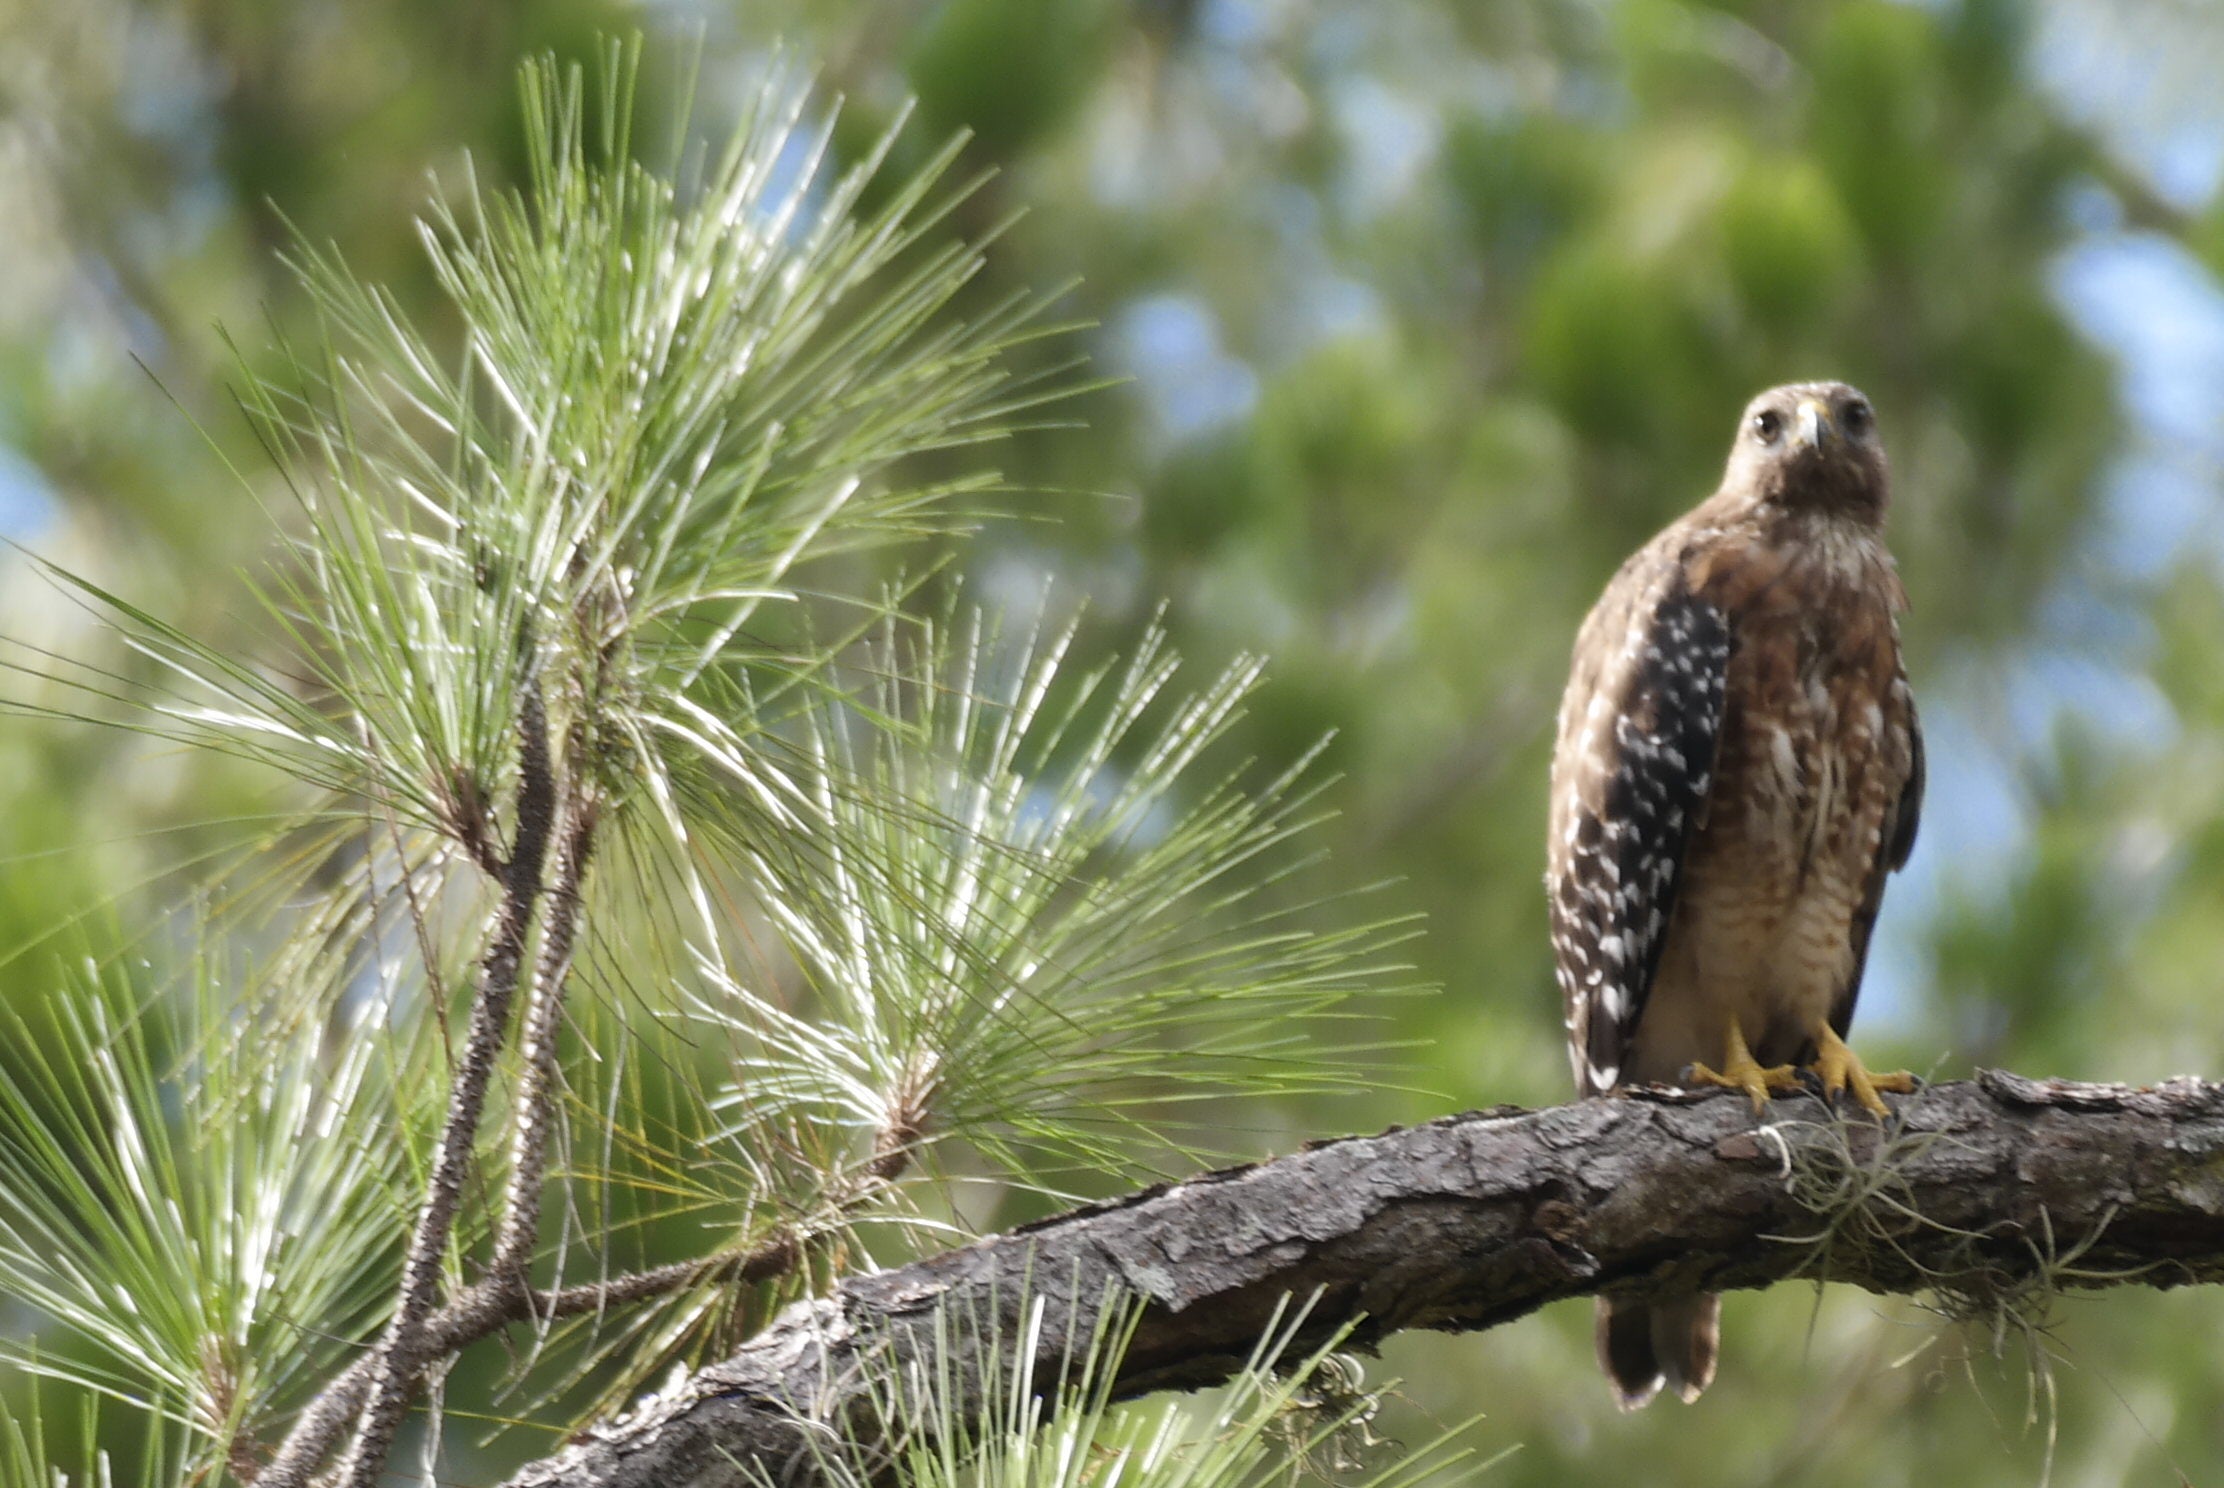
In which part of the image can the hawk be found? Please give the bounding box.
[1545,380,1924,1409]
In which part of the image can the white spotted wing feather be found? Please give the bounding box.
[1547,552,1731,1097]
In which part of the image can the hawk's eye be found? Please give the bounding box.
[1751,409,1783,443]
[1842,399,1872,434]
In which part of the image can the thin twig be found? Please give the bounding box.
[280,682,559,1488]
[491,803,600,1295]
[244,1234,801,1483]
[533,1233,805,1317]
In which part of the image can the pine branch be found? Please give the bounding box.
[269,685,562,1488]
[496,1073,2224,1488]
[492,803,599,1291]
[245,1235,802,1485]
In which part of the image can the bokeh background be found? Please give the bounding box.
[6,0,2224,1482]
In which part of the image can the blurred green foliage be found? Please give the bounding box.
[5,0,2224,1482]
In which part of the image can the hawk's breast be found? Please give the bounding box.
[1622,523,1914,1079]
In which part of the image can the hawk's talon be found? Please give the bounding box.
[1806,1023,1912,1119]
[1686,1058,1802,1114]
[1683,1018,1801,1114]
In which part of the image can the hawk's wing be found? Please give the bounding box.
[1547,562,1731,1097]
[1829,677,1924,1037]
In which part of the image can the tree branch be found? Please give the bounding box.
[492,803,598,1291]
[259,685,562,1488]
[497,1072,2224,1488]
[242,1233,803,1484]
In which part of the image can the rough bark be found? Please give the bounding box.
[500,1073,2224,1488]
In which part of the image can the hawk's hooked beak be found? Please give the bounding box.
[1791,397,1834,452]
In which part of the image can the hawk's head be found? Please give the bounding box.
[1720,380,1888,524]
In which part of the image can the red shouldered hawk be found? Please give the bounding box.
[1546,380,1923,1410]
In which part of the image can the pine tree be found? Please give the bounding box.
[0,40,1446,1488]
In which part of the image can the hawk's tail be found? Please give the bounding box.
[1594,1294,1719,1409]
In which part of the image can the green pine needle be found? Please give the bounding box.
[6,36,1085,877]
[802,1292,1505,1488]
[694,597,1423,1189]
[0,943,433,1481]
[0,33,1430,1484]
[0,1376,181,1488]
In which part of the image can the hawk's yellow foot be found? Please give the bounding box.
[1686,1018,1801,1114]
[1806,1023,1913,1118]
